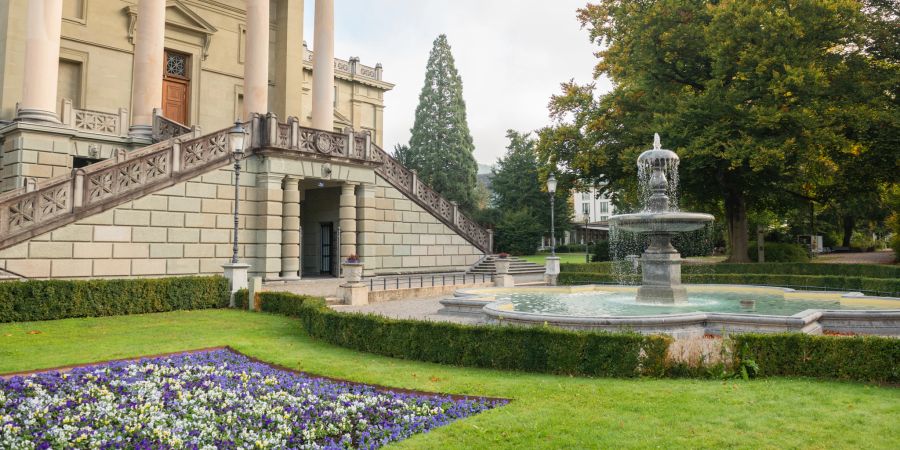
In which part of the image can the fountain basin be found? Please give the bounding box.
[609,212,714,233]
[441,285,900,338]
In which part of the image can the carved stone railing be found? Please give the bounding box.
[0,113,491,254]
[151,109,199,142]
[0,125,240,250]
[302,48,384,81]
[59,98,129,137]
[261,114,490,253]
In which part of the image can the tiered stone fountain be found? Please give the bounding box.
[609,134,713,303]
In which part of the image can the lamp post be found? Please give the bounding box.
[228,121,247,264]
[547,173,557,256]
[584,214,590,263]
[222,121,250,308]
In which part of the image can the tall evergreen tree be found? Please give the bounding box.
[401,34,478,211]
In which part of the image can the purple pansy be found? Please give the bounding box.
[0,349,505,449]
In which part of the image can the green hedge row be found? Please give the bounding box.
[734,334,900,382]
[558,272,900,295]
[240,291,899,382]
[243,294,669,377]
[560,262,900,279]
[0,276,230,323]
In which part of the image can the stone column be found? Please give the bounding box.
[17,0,64,123]
[128,0,166,137]
[310,0,334,130]
[280,176,302,280]
[243,0,270,120]
[356,183,378,275]
[274,0,303,118]
[339,183,357,262]
[254,173,283,280]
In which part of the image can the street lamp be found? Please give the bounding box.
[547,173,557,256]
[228,121,246,264]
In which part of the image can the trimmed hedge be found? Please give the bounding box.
[561,262,900,279]
[0,276,230,323]
[558,272,900,295]
[242,292,670,377]
[748,242,809,262]
[239,291,898,382]
[734,334,900,383]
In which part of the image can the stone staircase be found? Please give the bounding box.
[468,255,545,275]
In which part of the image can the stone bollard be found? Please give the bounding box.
[248,276,263,311]
[494,255,514,288]
[339,261,368,305]
[222,262,251,307]
[544,256,560,286]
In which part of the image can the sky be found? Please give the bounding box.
[302,0,611,166]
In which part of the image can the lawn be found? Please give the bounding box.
[520,253,591,265]
[2,309,898,449]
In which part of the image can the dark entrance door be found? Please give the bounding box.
[320,223,333,275]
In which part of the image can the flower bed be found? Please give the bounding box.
[0,349,505,449]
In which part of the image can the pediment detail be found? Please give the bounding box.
[125,1,218,60]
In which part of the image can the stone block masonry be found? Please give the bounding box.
[0,159,483,279]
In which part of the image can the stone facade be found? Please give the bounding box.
[0,0,393,192]
[0,153,484,279]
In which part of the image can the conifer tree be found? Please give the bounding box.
[401,34,478,211]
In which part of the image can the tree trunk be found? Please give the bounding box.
[725,190,751,262]
[842,215,854,247]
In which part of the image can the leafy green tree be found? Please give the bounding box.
[538,0,896,262]
[492,130,572,249]
[495,208,544,255]
[403,34,478,211]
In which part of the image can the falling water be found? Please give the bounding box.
[636,134,680,212]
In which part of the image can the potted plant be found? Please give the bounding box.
[342,254,364,283]
[495,253,511,275]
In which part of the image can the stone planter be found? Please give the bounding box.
[342,262,364,283]
[495,259,511,275]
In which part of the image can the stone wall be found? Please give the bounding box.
[0,161,261,279]
[362,176,483,275]
[0,155,484,279]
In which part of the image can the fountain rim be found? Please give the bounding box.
[608,211,714,233]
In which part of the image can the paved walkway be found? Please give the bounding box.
[332,295,483,325]
[814,251,896,265]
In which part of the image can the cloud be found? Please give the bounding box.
[304,0,611,165]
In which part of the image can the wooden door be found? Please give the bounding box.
[162,50,190,125]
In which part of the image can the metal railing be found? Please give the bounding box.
[368,273,494,292]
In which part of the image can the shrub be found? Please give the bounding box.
[0,276,230,323]
[494,208,543,256]
[748,242,809,262]
[591,240,610,262]
[681,262,900,279]
[734,334,900,383]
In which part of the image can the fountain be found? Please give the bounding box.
[438,135,899,337]
[608,134,713,303]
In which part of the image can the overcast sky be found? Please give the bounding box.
[302,0,611,166]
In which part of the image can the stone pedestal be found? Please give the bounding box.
[544,256,560,286]
[223,263,251,307]
[248,276,263,311]
[494,258,513,287]
[342,262,363,282]
[636,234,687,303]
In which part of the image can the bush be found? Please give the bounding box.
[494,208,543,255]
[0,276,230,323]
[682,262,900,279]
[748,242,809,262]
[591,240,610,262]
[734,334,900,383]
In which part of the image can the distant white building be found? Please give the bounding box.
[574,187,616,223]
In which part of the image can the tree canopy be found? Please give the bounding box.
[537,0,899,262]
[397,34,479,211]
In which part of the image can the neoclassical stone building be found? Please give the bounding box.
[0,0,490,280]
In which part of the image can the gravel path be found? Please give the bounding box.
[331,296,484,325]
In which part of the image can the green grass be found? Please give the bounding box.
[520,253,591,265]
[2,310,898,449]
